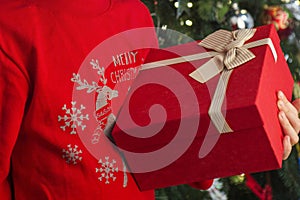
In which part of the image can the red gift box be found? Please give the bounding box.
[111,24,294,191]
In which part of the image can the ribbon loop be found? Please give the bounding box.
[199,30,233,53]
[196,28,257,82]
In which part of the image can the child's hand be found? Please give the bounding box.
[277,91,300,160]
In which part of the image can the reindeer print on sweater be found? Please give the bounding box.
[60,50,144,187]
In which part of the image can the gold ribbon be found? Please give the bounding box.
[189,29,256,83]
[141,28,278,133]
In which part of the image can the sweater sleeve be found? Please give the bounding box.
[0,48,30,199]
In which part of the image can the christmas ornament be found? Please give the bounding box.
[261,5,291,30]
[285,0,300,21]
[229,3,254,30]
[261,5,293,39]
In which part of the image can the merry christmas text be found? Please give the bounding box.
[112,51,138,67]
[110,67,139,84]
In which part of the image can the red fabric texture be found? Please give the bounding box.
[0,1,211,199]
[0,0,156,199]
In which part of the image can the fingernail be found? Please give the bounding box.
[279,111,285,119]
[278,91,284,99]
[278,100,284,109]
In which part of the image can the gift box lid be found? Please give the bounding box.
[111,24,294,153]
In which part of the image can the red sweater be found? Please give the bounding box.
[0,0,158,199]
[0,0,212,199]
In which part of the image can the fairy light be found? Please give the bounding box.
[187,2,193,8]
[240,9,247,14]
[185,19,193,26]
[174,2,179,8]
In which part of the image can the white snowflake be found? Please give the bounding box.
[58,101,89,134]
[95,156,118,184]
[62,144,83,165]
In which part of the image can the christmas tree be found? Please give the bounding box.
[141,0,300,199]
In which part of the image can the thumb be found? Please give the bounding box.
[292,98,300,113]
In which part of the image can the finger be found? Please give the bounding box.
[279,111,299,145]
[278,91,298,115]
[278,100,300,133]
[282,136,292,160]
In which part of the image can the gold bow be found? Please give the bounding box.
[141,27,277,134]
[189,28,257,83]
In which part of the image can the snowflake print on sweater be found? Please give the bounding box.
[96,156,119,184]
[62,144,83,165]
[71,58,130,188]
[58,101,89,134]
